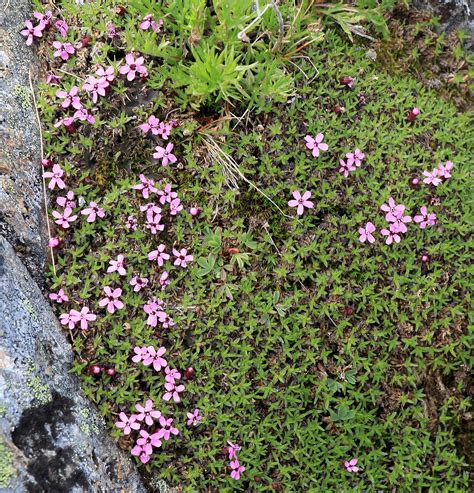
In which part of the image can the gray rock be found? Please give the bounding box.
[0,235,146,492]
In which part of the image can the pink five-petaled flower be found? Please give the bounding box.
[162,381,185,403]
[156,416,179,441]
[125,215,137,230]
[21,20,45,46]
[48,237,60,248]
[73,108,96,124]
[159,271,170,290]
[288,190,314,216]
[136,430,162,455]
[135,399,161,426]
[139,14,163,32]
[414,206,437,229]
[53,41,75,60]
[304,133,328,157]
[140,203,161,215]
[130,276,149,292]
[227,441,241,460]
[83,75,109,104]
[56,191,76,208]
[437,160,453,179]
[115,412,140,435]
[75,307,97,330]
[391,212,412,234]
[53,207,77,229]
[132,346,152,364]
[230,460,246,480]
[59,310,79,329]
[344,458,359,473]
[119,53,148,81]
[339,158,356,177]
[157,184,177,204]
[81,202,105,222]
[346,148,365,167]
[380,197,405,223]
[380,223,401,245]
[170,198,183,215]
[165,367,181,384]
[422,169,442,186]
[96,65,115,83]
[143,346,167,371]
[148,244,169,266]
[139,116,172,139]
[56,86,82,109]
[145,212,164,234]
[55,20,68,37]
[99,287,124,314]
[133,174,158,199]
[143,299,164,327]
[186,408,202,427]
[43,164,66,190]
[153,143,177,166]
[173,248,193,268]
[107,254,126,276]
[130,444,150,464]
[49,288,69,303]
[358,222,376,243]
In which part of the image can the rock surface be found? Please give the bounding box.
[0,235,146,493]
[0,1,146,491]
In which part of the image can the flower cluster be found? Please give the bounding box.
[20,10,53,46]
[423,161,453,187]
[227,441,245,480]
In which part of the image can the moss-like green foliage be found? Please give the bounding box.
[0,441,14,488]
[25,362,52,405]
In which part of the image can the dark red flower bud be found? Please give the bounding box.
[41,159,53,168]
[115,6,126,15]
[407,107,420,122]
[184,367,195,379]
[409,176,420,189]
[227,247,240,254]
[81,36,91,48]
[87,364,102,376]
[421,254,430,263]
[343,306,353,316]
[106,368,116,377]
[340,76,354,88]
[333,105,345,115]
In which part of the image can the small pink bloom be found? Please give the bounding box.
[413,206,437,229]
[83,75,109,104]
[135,399,161,426]
[437,160,453,179]
[145,213,164,234]
[190,206,200,217]
[130,276,149,292]
[53,41,75,61]
[96,65,115,83]
[99,287,124,314]
[56,86,82,109]
[55,20,68,37]
[230,459,245,480]
[48,237,60,248]
[288,190,314,216]
[169,198,183,215]
[107,254,126,276]
[56,191,76,208]
[75,306,97,330]
[142,346,167,371]
[148,244,169,266]
[132,346,152,364]
[49,288,69,303]
[119,53,148,81]
[162,382,185,402]
[304,133,328,157]
[186,408,202,426]
[380,197,405,222]
[21,20,44,46]
[125,215,138,230]
[346,148,365,167]
[153,143,177,166]
[81,202,105,222]
[115,412,140,435]
[140,203,161,215]
[156,416,179,441]
[227,441,241,460]
[59,310,79,329]
[173,248,193,268]
[423,169,442,186]
[43,164,66,190]
[133,174,158,199]
[157,184,177,204]
[159,271,170,290]
[52,207,77,228]
[46,73,62,85]
[358,222,376,243]
[344,458,359,473]
[73,108,96,124]
[339,158,356,177]
[136,429,162,455]
[130,444,150,464]
[139,14,163,32]
[380,224,401,245]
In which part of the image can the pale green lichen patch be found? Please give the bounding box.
[24,362,52,405]
[13,84,32,110]
[0,441,14,488]
[77,406,100,436]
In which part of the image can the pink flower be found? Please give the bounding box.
[380,224,401,245]
[153,143,177,166]
[437,160,453,179]
[53,207,77,228]
[33,10,53,24]
[73,108,96,124]
[54,116,76,129]
[139,14,163,32]
[136,430,162,455]
[133,174,158,199]
[230,459,245,480]
[81,202,105,222]
[48,237,60,248]
[53,41,75,61]
[132,346,153,364]
[339,158,356,177]
[143,346,167,371]
[169,198,183,215]
[190,206,200,217]
[115,412,140,435]
[130,444,150,464]
[107,22,119,39]
[143,299,164,327]
[55,20,68,37]
[49,288,69,303]
[158,312,174,329]
[165,367,181,384]
[186,409,202,426]
[139,116,171,139]
[344,458,359,473]
[148,245,169,266]
[173,248,193,268]
[75,306,97,330]
[119,53,148,81]
[162,381,185,402]
[156,416,179,441]
[145,212,164,234]
[56,86,82,109]
[159,271,170,290]
[46,73,62,85]
[288,190,314,216]
[423,169,442,186]
[59,310,79,329]
[99,287,124,314]
[346,148,365,167]
[135,399,161,426]
[304,133,328,157]
[413,206,437,229]
[407,107,420,122]
[43,164,66,190]
[157,184,177,204]
[130,276,149,292]
[140,203,161,215]
[21,20,44,46]
[380,197,405,222]
[125,215,137,230]
[83,76,109,103]
[227,441,241,460]
[340,75,355,88]
[56,191,76,208]
[107,255,126,275]
[96,65,115,83]
[391,212,412,234]
[358,222,376,243]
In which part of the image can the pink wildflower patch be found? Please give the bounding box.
[21,20,45,46]
[130,276,149,292]
[56,86,82,109]
[142,346,167,371]
[346,148,365,167]
[422,169,442,186]
[380,224,402,245]
[339,158,356,177]
[81,202,105,222]
[165,367,181,384]
[56,191,76,208]
[186,408,202,426]
[83,75,109,103]
[148,245,169,266]
[133,174,158,199]
[53,41,75,61]
[344,458,360,473]
[230,459,245,480]
[135,399,161,426]
[173,248,193,268]
[162,381,185,402]
[156,416,179,441]
[49,288,68,303]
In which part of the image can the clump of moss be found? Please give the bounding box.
[0,441,14,488]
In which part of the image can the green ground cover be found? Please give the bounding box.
[29,0,472,491]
